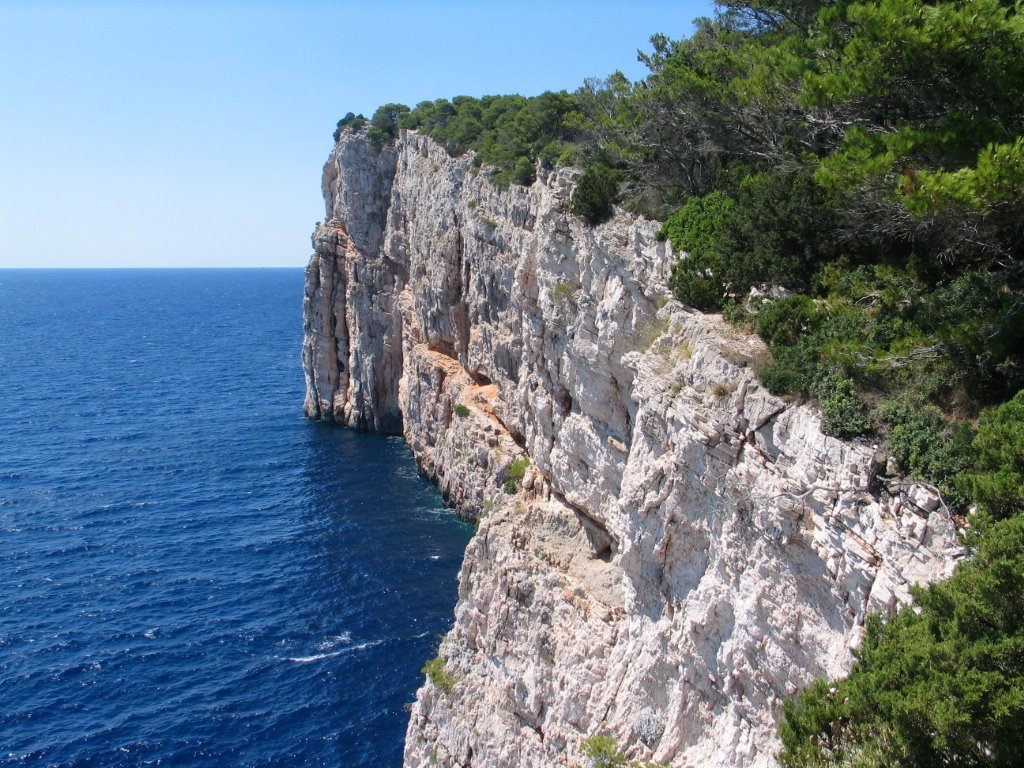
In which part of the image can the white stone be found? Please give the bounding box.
[302,129,963,768]
[911,484,941,513]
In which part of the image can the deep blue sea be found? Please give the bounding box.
[0,269,472,767]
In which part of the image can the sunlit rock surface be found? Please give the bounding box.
[303,130,962,768]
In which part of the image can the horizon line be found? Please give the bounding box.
[0,265,307,270]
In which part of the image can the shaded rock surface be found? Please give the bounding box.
[302,130,963,767]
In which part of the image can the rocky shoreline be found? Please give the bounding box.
[302,129,962,767]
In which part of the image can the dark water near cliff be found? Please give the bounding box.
[0,269,472,767]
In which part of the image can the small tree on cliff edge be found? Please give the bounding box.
[367,103,411,151]
[571,164,620,225]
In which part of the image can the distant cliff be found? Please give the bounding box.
[302,130,962,768]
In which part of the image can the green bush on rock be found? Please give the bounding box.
[958,390,1024,522]
[582,735,628,768]
[813,371,870,439]
[507,457,530,481]
[366,103,410,151]
[333,111,367,142]
[664,191,734,311]
[501,458,530,496]
[581,733,668,768]
[421,656,455,695]
[570,164,620,225]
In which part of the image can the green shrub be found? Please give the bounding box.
[453,403,470,418]
[579,735,667,768]
[582,734,628,768]
[661,190,732,259]
[755,341,821,397]
[958,390,1024,521]
[664,169,838,306]
[502,456,531,494]
[755,295,822,347]
[667,253,724,312]
[880,400,976,504]
[813,371,871,438]
[507,457,530,481]
[720,298,750,325]
[333,111,367,141]
[664,191,734,310]
[715,169,837,293]
[421,656,455,694]
[512,156,535,186]
[551,280,577,303]
[923,270,1024,403]
[571,164,620,225]
[367,103,410,151]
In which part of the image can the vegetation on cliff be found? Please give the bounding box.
[780,517,1024,767]
[334,92,580,189]
[336,2,1024,762]
[780,393,1024,767]
[603,5,1024,759]
[629,0,1023,482]
[336,0,1021,495]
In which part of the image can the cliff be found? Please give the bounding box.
[302,130,963,767]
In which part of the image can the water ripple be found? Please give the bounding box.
[0,270,472,768]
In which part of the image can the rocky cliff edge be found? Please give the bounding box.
[302,130,962,768]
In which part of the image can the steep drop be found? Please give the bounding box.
[303,130,962,768]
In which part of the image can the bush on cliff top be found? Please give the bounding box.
[570,164,620,225]
[335,91,581,190]
[957,390,1024,525]
[367,103,409,151]
[333,111,367,142]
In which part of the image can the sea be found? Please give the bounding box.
[0,269,473,767]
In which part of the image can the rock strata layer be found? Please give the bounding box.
[302,130,963,768]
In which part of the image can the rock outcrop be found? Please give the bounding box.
[302,130,963,767]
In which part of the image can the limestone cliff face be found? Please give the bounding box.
[303,131,963,767]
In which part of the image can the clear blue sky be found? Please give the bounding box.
[0,1,714,268]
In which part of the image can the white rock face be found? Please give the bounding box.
[302,130,964,768]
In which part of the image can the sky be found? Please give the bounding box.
[0,1,714,268]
